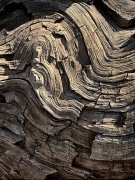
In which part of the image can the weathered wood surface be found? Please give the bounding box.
[0,0,135,179]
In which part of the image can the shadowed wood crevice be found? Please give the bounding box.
[0,2,33,31]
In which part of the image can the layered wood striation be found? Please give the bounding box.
[0,0,135,179]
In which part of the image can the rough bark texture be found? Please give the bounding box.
[0,0,135,179]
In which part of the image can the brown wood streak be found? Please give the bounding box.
[0,0,135,179]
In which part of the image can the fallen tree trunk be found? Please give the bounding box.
[0,0,135,179]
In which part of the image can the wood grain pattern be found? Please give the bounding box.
[0,0,135,179]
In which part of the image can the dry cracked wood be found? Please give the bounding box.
[0,0,135,179]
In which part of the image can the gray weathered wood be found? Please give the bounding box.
[0,0,135,179]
